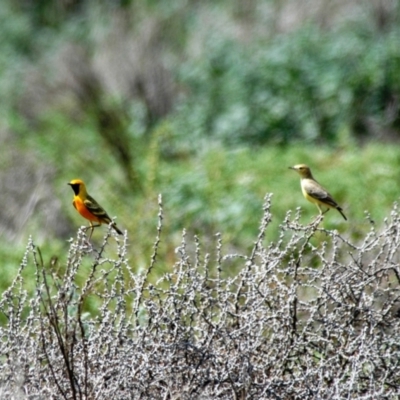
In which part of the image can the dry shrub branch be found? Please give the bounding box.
[0,195,399,399]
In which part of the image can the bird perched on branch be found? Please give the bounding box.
[68,179,123,239]
[289,164,347,220]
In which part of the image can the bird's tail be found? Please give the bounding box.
[337,207,347,221]
[112,223,123,235]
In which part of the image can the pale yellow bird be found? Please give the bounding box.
[289,164,347,220]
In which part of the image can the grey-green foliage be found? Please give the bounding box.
[0,196,399,399]
[171,24,400,150]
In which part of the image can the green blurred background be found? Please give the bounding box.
[1,0,400,287]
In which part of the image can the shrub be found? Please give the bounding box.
[0,195,399,398]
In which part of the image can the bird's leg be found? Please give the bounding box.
[88,225,94,240]
[84,222,101,240]
[309,205,325,225]
[89,223,101,240]
[316,204,330,216]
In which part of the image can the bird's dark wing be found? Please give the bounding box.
[303,179,347,220]
[84,195,112,223]
[303,180,339,207]
[85,195,123,233]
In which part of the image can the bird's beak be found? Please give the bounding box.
[289,166,295,170]
[67,183,71,186]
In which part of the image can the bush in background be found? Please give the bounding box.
[171,23,400,151]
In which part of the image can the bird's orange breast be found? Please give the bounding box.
[73,197,101,223]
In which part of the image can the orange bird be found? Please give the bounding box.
[68,179,123,238]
